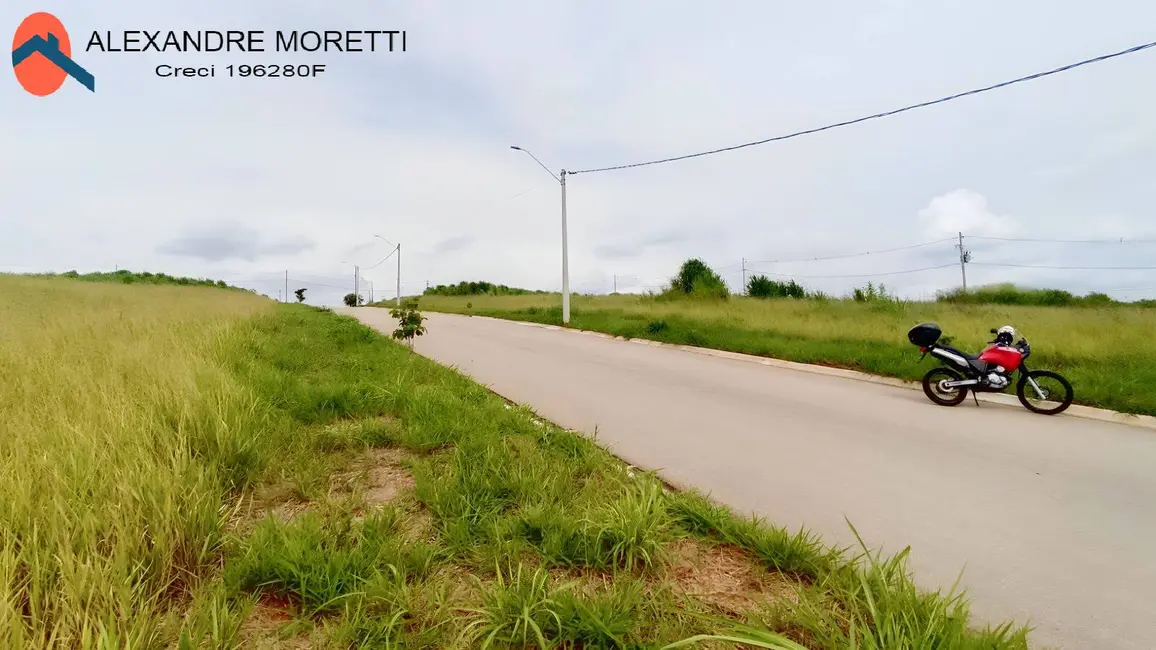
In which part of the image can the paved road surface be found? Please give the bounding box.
[344,309,1156,649]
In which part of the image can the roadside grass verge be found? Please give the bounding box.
[416,293,1156,416]
[201,304,1029,647]
[1,275,1030,648]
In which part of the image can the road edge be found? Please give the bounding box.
[455,313,1156,432]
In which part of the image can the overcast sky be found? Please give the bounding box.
[4,0,1156,304]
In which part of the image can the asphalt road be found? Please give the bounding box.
[344,309,1156,649]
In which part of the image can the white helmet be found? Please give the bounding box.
[995,325,1016,345]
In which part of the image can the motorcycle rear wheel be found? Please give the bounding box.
[1016,370,1074,415]
[922,367,969,406]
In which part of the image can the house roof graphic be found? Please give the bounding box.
[12,33,95,92]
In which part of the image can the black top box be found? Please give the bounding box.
[908,322,942,347]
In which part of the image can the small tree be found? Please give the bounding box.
[343,292,364,307]
[389,300,426,349]
[668,258,729,299]
[747,274,775,297]
[294,288,307,303]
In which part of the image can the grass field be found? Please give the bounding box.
[1,275,1029,648]
[415,293,1156,417]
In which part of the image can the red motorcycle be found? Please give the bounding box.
[907,322,1074,415]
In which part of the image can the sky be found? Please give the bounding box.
[3,0,1156,305]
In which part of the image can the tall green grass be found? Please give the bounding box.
[0,277,271,646]
[417,292,1156,416]
[1,276,1031,648]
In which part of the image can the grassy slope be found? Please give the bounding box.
[0,277,272,646]
[416,293,1156,417]
[1,277,1028,649]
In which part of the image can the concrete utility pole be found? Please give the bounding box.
[560,169,569,322]
[511,145,570,324]
[372,235,402,307]
[956,232,970,291]
[742,258,747,294]
[284,270,288,304]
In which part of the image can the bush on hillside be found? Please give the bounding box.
[664,258,730,299]
[935,283,1141,307]
[852,282,900,303]
[747,275,808,299]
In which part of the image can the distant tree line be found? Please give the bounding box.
[659,258,1154,307]
[423,281,546,297]
[935,284,1154,308]
[36,269,238,289]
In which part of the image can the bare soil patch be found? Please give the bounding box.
[667,538,799,614]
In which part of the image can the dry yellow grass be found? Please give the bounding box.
[0,276,270,647]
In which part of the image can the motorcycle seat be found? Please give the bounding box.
[939,344,978,360]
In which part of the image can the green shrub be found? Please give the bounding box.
[664,258,730,299]
[936,283,1134,307]
[747,275,808,299]
[852,281,900,303]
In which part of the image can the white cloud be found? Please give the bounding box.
[918,190,1022,239]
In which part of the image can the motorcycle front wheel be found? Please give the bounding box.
[1017,370,1074,415]
[922,367,969,406]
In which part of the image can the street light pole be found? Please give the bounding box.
[511,145,570,325]
[372,234,402,306]
[559,169,569,324]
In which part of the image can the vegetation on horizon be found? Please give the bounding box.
[424,280,547,297]
[1,274,1028,648]
[936,282,1156,308]
[8,268,243,290]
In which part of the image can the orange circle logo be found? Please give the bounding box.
[12,12,91,96]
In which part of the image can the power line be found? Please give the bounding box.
[293,272,353,282]
[746,263,957,279]
[362,246,398,271]
[972,262,1156,270]
[569,40,1156,175]
[749,237,955,264]
[969,235,1156,244]
[288,279,351,291]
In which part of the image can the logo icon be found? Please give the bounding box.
[12,12,94,95]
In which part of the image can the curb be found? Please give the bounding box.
[459,313,1156,432]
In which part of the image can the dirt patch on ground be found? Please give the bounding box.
[236,593,316,649]
[231,445,418,533]
[667,538,799,614]
[228,483,311,534]
[360,447,415,507]
[546,565,616,595]
[330,446,417,518]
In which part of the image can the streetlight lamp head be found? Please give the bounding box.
[510,145,522,150]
